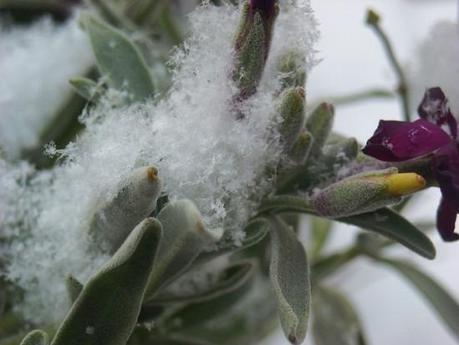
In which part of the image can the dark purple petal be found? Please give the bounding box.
[250,0,276,17]
[418,87,458,139]
[362,119,452,162]
[436,198,459,241]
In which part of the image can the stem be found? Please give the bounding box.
[311,87,394,109]
[366,9,411,122]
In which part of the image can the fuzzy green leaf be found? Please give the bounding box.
[269,216,310,345]
[50,218,162,345]
[375,257,459,339]
[152,260,256,304]
[313,287,367,345]
[82,14,154,102]
[195,217,269,264]
[145,200,223,300]
[65,275,83,304]
[341,208,435,259]
[20,330,49,345]
[259,195,435,259]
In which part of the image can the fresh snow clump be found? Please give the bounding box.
[0,15,93,159]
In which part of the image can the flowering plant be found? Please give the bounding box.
[0,1,458,345]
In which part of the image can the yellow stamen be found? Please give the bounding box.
[386,173,426,196]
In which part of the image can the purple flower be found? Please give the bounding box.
[362,87,459,241]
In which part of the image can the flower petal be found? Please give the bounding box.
[436,198,459,242]
[418,87,458,139]
[362,119,451,162]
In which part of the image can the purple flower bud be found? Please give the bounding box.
[418,87,458,139]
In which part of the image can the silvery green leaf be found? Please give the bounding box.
[145,200,223,300]
[20,330,49,345]
[313,287,367,345]
[69,77,99,101]
[65,275,83,304]
[89,166,162,252]
[195,217,269,264]
[82,14,154,102]
[341,209,435,260]
[152,260,256,304]
[269,216,310,345]
[161,263,256,332]
[375,257,459,339]
[310,216,333,259]
[259,195,435,259]
[50,218,162,345]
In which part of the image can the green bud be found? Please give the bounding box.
[321,137,359,170]
[277,50,307,90]
[311,168,426,218]
[89,166,162,253]
[278,87,306,149]
[233,1,278,99]
[288,130,313,164]
[305,103,335,157]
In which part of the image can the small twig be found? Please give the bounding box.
[366,9,411,122]
[310,87,395,110]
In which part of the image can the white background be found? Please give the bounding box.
[268,0,459,344]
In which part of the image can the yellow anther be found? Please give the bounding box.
[385,173,426,196]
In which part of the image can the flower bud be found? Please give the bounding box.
[305,103,334,158]
[278,87,306,149]
[289,130,313,164]
[233,0,278,99]
[89,166,162,252]
[311,168,425,218]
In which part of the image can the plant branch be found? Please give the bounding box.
[366,9,411,122]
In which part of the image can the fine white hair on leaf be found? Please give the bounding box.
[410,21,459,115]
[1,1,318,323]
[0,15,93,159]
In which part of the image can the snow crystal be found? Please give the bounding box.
[410,21,459,115]
[1,1,318,322]
[0,15,93,159]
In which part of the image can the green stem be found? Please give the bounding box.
[366,9,411,122]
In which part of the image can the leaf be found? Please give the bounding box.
[312,287,367,345]
[310,216,333,259]
[269,216,310,345]
[151,260,256,304]
[82,14,154,102]
[50,218,162,345]
[20,330,49,345]
[145,200,223,300]
[341,208,435,259]
[195,217,269,264]
[305,103,335,157]
[259,195,436,259]
[65,275,83,304]
[69,77,99,101]
[375,257,459,339]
